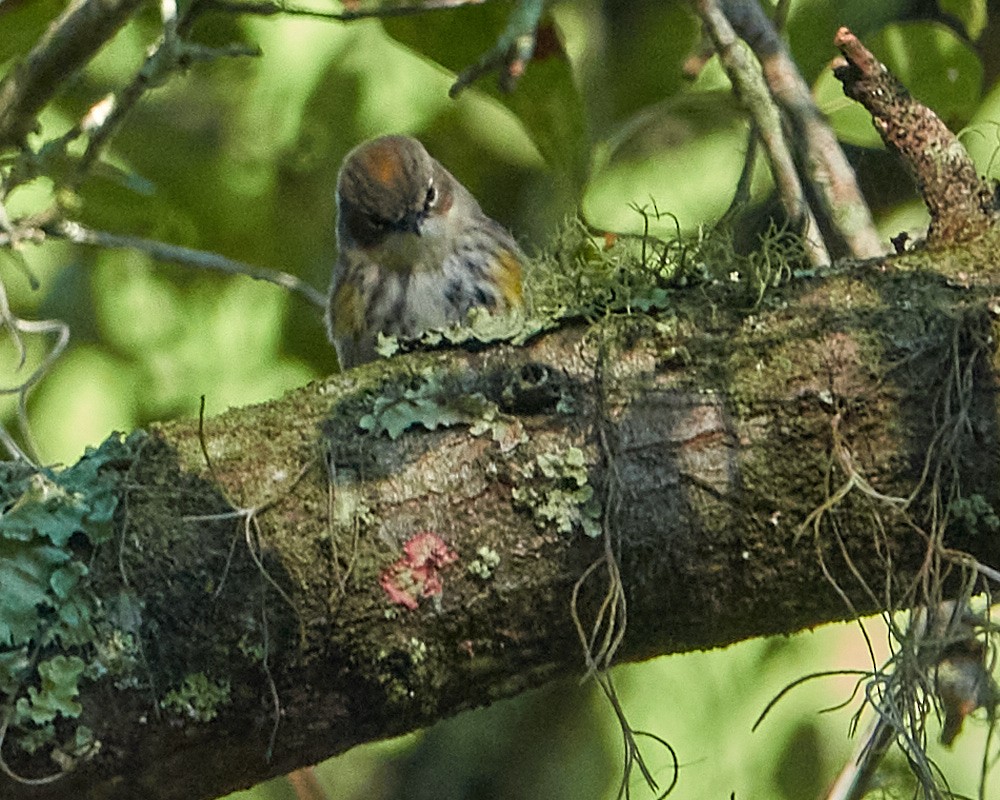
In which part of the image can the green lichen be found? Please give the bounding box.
[237,633,266,663]
[407,637,427,666]
[380,305,554,362]
[160,672,231,722]
[0,432,142,758]
[360,367,524,448]
[513,446,602,538]
[526,216,678,319]
[91,627,142,688]
[468,546,501,579]
[15,655,85,725]
[949,494,1000,537]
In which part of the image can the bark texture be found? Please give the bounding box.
[6,235,1000,799]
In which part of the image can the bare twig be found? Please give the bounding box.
[197,0,484,20]
[0,0,146,149]
[70,1,262,188]
[717,0,886,259]
[49,220,327,309]
[449,0,547,96]
[692,0,830,268]
[0,272,69,463]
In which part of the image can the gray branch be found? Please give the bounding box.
[0,0,146,149]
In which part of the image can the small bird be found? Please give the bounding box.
[326,135,525,369]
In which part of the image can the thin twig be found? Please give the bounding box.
[70,1,261,189]
[718,0,885,259]
[0,277,69,463]
[692,0,830,268]
[0,0,146,148]
[0,709,66,785]
[198,0,484,20]
[50,220,326,309]
[449,0,547,96]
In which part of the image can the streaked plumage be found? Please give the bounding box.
[327,135,524,368]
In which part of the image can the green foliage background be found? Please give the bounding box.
[1,0,998,797]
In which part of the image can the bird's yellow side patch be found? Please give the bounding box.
[495,249,524,309]
[330,282,364,338]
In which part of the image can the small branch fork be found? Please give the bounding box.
[688,0,885,267]
[832,27,1000,247]
[692,0,829,267]
[0,0,326,461]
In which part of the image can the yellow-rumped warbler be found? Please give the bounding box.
[326,135,524,368]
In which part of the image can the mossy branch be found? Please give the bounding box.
[4,233,1000,799]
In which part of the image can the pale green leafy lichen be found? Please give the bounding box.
[513,447,602,538]
[160,672,231,722]
[407,637,428,666]
[468,546,501,579]
[360,368,524,449]
[949,494,1000,537]
[0,432,142,757]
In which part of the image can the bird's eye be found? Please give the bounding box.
[424,182,437,211]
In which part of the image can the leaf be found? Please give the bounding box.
[383,4,589,192]
[938,0,988,40]
[875,22,983,122]
[814,70,883,149]
[584,91,756,235]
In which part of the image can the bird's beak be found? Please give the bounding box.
[398,209,425,236]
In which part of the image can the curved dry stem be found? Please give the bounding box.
[0,280,70,463]
[0,708,67,786]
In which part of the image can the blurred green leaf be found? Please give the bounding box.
[29,346,138,465]
[939,0,988,40]
[871,22,983,123]
[814,69,884,149]
[961,77,1000,180]
[785,0,915,81]
[583,89,759,236]
[0,0,66,66]
[384,5,589,192]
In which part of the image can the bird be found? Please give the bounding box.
[326,135,524,369]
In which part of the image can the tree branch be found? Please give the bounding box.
[0,0,146,149]
[4,235,1000,798]
[692,0,830,267]
[716,0,886,259]
[50,220,327,309]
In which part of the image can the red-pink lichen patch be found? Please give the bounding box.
[380,532,458,610]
